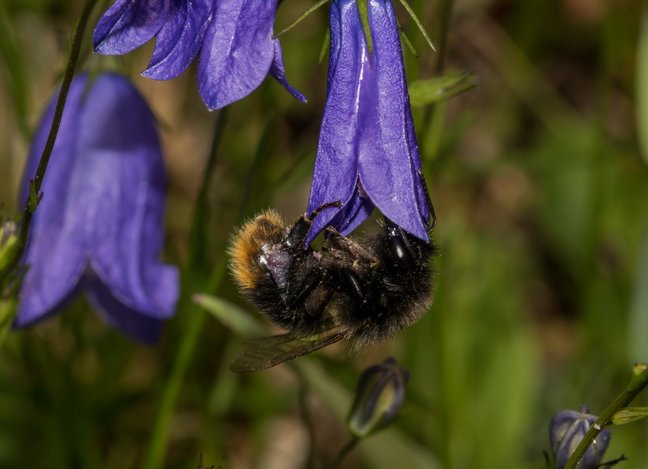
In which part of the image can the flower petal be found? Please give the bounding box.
[94,0,171,55]
[268,39,307,103]
[142,0,214,79]
[197,0,278,110]
[329,182,375,235]
[86,277,163,344]
[15,76,91,326]
[75,74,179,320]
[305,0,367,243]
[356,0,429,241]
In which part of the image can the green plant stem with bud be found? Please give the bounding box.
[565,363,648,469]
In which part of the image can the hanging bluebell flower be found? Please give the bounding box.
[549,406,611,469]
[347,357,410,438]
[306,0,432,244]
[15,73,179,343]
[93,0,306,110]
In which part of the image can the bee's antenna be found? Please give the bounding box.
[305,201,343,222]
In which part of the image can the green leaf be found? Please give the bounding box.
[408,72,478,107]
[612,407,648,425]
[637,3,648,164]
[192,294,264,338]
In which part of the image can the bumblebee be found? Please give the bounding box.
[228,204,435,372]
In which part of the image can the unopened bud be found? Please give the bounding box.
[0,221,19,272]
[347,357,409,438]
[549,405,610,469]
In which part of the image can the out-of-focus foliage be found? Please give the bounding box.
[0,0,647,468]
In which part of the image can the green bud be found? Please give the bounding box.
[0,221,20,273]
[347,357,409,438]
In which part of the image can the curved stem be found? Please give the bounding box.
[332,437,359,468]
[564,363,648,468]
[0,0,98,284]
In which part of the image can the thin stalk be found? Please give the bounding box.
[0,0,98,284]
[564,364,648,468]
[331,437,359,468]
[144,112,229,469]
[421,0,453,164]
[274,0,330,38]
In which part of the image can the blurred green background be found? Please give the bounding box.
[1,0,647,467]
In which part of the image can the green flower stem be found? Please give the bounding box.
[0,0,98,285]
[332,436,359,468]
[421,0,453,165]
[144,111,229,469]
[564,363,648,469]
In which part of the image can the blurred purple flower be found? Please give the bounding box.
[549,406,611,469]
[93,0,305,110]
[347,357,409,438]
[15,73,179,343]
[306,0,431,244]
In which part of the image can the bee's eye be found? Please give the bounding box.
[387,227,414,270]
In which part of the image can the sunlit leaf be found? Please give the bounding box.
[192,293,263,338]
[612,407,648,425]
[408,72,477,107]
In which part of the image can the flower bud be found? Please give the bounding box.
[347,357,409,438]
[549,405,611,469]
[0,220,19,273]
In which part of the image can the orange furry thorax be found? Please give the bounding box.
[228,210,285,291]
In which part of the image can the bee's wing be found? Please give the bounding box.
[230,330,347,373]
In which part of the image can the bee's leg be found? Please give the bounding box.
[337,270,367,303]
[284,201,343,249]
[324,226,352,250]
[285,269,324,308]
[305,201,344,222]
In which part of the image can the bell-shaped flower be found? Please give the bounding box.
[347,357,409,438]
[549,405,611,469]
[93,0,306,110]
[306,0,432,244]
[15,73,179,343]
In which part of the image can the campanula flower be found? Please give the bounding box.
[347,357,409,438]
[549,406,611,469]
[15,73,179,343]
[93,0,306,110]
[306,0,432,244]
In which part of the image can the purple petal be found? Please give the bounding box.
[356,0,429,241]
[142,0,213,79]
[75,74,179,320]
[15,75,90,326]
[197,0,278,110]
[86,277,163,344]
[94,0,171,55]
[305,0,367,243]
[329,183,375,236]
[269,39,307,103]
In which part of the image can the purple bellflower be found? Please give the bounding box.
[15,73,179,343]
[306,0,432,244]
[93,0,306,110]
